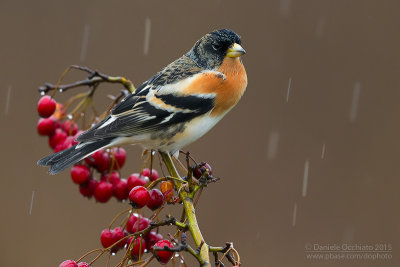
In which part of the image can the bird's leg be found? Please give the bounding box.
[173,155,188,174]
[150,149,154,175]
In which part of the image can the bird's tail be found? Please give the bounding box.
[37,138,114,175]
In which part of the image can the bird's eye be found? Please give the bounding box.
[212,44,221,51]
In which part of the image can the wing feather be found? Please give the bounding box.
[77,70,224,143]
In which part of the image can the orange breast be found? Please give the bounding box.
[182,57,247,117]
[213,57,247,116]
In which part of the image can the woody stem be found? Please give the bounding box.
[160,152,210,267]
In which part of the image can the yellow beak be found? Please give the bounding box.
[226,43,246,58]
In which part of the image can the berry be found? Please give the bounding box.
[100,227,126,252]
[90,150,110,173]
[126,213,141,233]
[53,103,66,120]
[129,186,150,209]
[160,181,174,202]
[149,169,159,181]
[145,231,163,250]
[147,189,164,210]
[79,179,98,198]
[193,162,212,179]
[114,179,129,200]
[154,240,174,264]
[38,96,56,118]
[94,181,113,203]
[127,173,146,191]
[37,118,57,136]
[70,165,91,184]
[62,120,78,136]
[113,227,126,249]
[131,217,150,234]
[77,263,89,267]
[141,168,151,177]
[59,260,78,267]
[49,128,67,149]
[100,229,114,248]
[111,147,126,169]
[101,171,120,185]
[128,236,146,260]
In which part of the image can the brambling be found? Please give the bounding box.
[38,29,247,174]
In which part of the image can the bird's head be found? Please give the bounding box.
[187,29,246,70]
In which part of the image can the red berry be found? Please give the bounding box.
[127,174,146,191]
[154,240,174,264]
[126,213,141,233]
[91,150,110,173]
[79,179,98,198]
[100,229,115,248]
[114,179,129,200]
[62,120,78,136]
[101,171,120,184]
[113,227,126,249]
[128,237,146,260]
[70,165,90,184]
[141,168,151,177]
[77,263,89,267]
[147,189,164,210]
[129,186,150,209]
[111,147,126,169]
[131,217,150,234]
[38,96,56,118]
[37,118,57,136]
[94,181,113,203]
[145,231,163,250]
[193,162,212,179]
[59,260,78,267]
[149,169,159,181]
[49,128,67,149]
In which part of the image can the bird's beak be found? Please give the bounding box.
[226,43,246,58]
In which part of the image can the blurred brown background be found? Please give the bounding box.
[1,0,399,266]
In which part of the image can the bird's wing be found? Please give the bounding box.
[76,69,225,143]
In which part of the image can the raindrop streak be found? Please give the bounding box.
[29,190,35,215]
[286,77,292,102]
[80,24,90,62]
[280,0,291,16]
[266,131,280,160]
[349,82,361,122]
[292,202,297,227]
[143,18,151,55]
[302,160,309,197]
[4,85,12,115]
[321,144,326,159]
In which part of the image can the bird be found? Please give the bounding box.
[38,29,247,175]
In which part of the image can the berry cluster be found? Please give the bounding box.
[98,213,173,264]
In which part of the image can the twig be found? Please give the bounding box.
[38,65,135,94]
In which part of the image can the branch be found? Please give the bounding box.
[159,152,211,267]
[38,65,135,94]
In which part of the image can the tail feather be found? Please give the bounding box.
[37,138,114,175]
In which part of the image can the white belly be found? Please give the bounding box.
[114,113,225,153]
